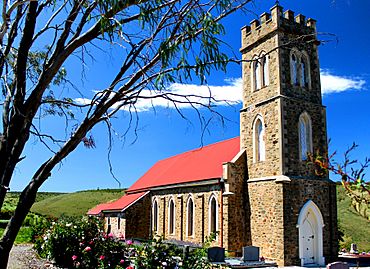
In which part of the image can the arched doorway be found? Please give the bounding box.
[297,200,325,266]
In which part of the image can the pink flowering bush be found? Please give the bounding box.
[35,217,133,268]
[36,217,215,269]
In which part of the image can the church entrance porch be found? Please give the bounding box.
[297,200,325,267]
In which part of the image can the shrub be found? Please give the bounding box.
[35,217,133,268]
[135,237,182,269]
[0,209,14,220]
[35,217,215,269]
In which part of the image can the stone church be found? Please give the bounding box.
[89,4,338,266]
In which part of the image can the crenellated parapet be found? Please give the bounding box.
[241,4,317,52]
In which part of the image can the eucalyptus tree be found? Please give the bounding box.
[0,0,251,266]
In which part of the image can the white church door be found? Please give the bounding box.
[297,200,325,266]
[300,213,316,264]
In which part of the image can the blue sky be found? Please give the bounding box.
[10,0,370,192]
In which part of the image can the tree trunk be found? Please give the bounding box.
[0,118,31,210]
[0,180,40,269]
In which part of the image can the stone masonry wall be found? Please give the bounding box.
[125,194,151,239]
[151,185,223,247]
[103,194,151,240]
[247,180,285,265]
[281,98,327,176]
[104,215,125,237]
[225,152,250,254]
[240,99,282,179]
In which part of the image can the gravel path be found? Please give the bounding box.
[7,244,58,269]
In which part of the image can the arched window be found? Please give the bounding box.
[291,49,311,88]
[187,197,194,237]
[298,112,312,160]
[291,53,298,85]
[168,198,175,235]
[152,199,158,233]
[262,54,269,86]
[254,59,262,90]
[254,116,266,162]
[209,195,218,234]
[300,59,306,87]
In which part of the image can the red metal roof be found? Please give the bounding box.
[88,202,112,215]
[102,191,149,212]
[87,191,149,215]
[88,137,240,214]
[127,137,240,193]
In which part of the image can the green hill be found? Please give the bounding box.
[30,189,124,218]
[336,185,370,251]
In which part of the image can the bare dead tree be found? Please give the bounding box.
[0,0,253,266]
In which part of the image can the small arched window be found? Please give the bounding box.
[254,60,262,90]
[254,116,266,162]
[298,112,312,160]
[209,196,218,234]
[168,198,175,235]
[300,59,306,87]
[262,54,269,86]
[187,197,194,237]
[291,53,298,85]
[152,199,158,233]
[291,49,310,88]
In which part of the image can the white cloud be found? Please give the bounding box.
[74,78,243,112]
[74,71,366,112]
[320,70,366,95]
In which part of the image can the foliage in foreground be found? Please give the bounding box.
[308,143,370,220]
[337,185,370,252]
[34,217,216,269]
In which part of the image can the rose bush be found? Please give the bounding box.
[35,217,215,269]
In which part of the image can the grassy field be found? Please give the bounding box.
[2,192,64,211]
[30,189,125,218]
[0,227,32,244]
[337,185,370,251]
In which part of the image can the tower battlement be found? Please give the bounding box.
[241,5,317,51]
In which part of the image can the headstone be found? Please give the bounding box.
[243,246,260,262]
[326,261,349,269]
[350,243,359,254]
[207,247,225,262]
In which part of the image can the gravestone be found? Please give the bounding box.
[207,247,225,263]
[243,246,260,262]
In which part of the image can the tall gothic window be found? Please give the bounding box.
[168,198,175,235]
[252,53,269,91]
[298,112,312,160]
[209,196,218,234]
[254,60,262,90]
[254,117,266,162]
[152,199,158,233]
[187,197,194,237]
[300,60,306,87]
[291,49,310,88]
[262,54,269,86]
[291,53,298,85]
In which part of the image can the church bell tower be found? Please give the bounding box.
[240,5,338,266]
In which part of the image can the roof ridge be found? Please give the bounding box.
[157,136,240,162]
